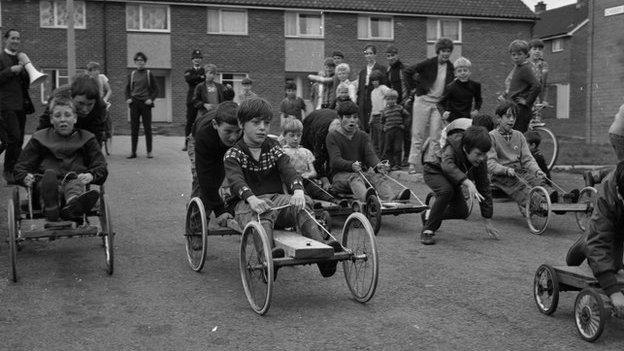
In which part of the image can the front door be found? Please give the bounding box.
[151,70,171,122]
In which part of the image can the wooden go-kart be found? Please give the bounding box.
[184,197,379,315]
[533,264,624,342]
[5,184,114,282]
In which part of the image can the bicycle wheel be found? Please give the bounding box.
[7,198,18,282]
[533,264,559,315]
[185,197,208,272]
[239,221,273,315]
[99,194,114,275]
[575,187,598,232]
[533,127,558,171]
[341,212,378,303]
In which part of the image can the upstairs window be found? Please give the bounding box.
[207,9,248,35]
[426,18,462,43]
[357,16,393,40]
[285,12,323,38]
[40,68,70,104]
[126,4,170,32]
[40,0,86,29]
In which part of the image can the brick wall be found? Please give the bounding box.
[569,25,587,122]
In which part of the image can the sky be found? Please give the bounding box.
[521,0,577,11]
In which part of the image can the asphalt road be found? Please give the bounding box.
[1,136,622,351]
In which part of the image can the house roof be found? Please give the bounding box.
[533,2,589,39]
[133,0,537,20]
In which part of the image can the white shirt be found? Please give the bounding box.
[365,62,375,86]
[427,63,447,100]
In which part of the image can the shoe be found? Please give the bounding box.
[420,230,435,245]
[147,152,153,159]
[395,188,411,201]
[549,190,559,204]
[41,169,60,221]
[326,238,343,252]
[317,261,338,277]
[391,165,401,171]
[61,171,78,185]
[566,234,587,266]
[408,165,417,174]
[182,146,188,152]
[271,247,285,258]
[61,189,100,219]
[563,189,580,203]
[126,154,137,159]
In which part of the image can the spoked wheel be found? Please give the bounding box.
[7,198,18,282]
[533,264,559,315]
[365,194,382,235]
[574,288,609,342]
[99,194,114,275]
[239,221,273,315]
[575,187,598,232]
[341,212,378,303]
[526,186,551,235]
[185,197,208,272]
[533,126,559,171]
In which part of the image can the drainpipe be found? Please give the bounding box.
[585,0,594,144]
[102,0,108,74]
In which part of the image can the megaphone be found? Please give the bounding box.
[24,62,48,86]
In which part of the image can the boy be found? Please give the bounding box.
[86,62,112,155]
[331,83,352,110]
[238,77,257,103]
[487,101,562,210]
[528,39,549,125]
[224,98,340,259]
[357,45,386,133]
[524,130,550,179]
[310,58,336,110]
[282,117,333,202]
[500,40,540,133]
[422,126,499,245]
[183,49,205,151]
[565,162,624,318]
[380,89,409,170]
[279,81,306,123]
[326,100,408,203]
[192,64,225,117]
[14,97,107,221]
[438,57,482,122]
[369,70,391,156]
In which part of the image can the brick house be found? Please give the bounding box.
[0,0,536,134]
[533,0,588,122]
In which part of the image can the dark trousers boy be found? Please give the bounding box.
[423,164,471,232]
[129,99,153,155]
[514,104,532,133]
[383,127,404,168]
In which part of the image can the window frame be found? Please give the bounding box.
[551,39,563,52]
[284,11,324,38]
[39,0,87,29]
[358,15,394,40]
[40,68,70,104]
[126,3,171,33]
[207,8,248,35]
[426,18,462,43]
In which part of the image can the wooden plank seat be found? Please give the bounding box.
[550,203,589,212]
[273,231,334,259]
[554,266,624,292]
[20,222,99,240]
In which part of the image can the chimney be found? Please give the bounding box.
[535,1,546,14]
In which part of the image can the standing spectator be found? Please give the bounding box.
[357,45,386,132]
[310,63,357,107]
[86,61,113,155]
[369,70,391,156]
[182,49,205,151]
[310,58,336,110]
[438,57,482,122]
[280,81,306,123]
[331,51,344,66]
[528,39,549,124]
[405,38,455,175]
[384,45,410,166]
[381,89,410,170]
[125,52,159,159]
[192,64,225,117]
[238,77,257,103]
[499,39,540,133]
[0,29,34,183]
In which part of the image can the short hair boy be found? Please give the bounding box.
[528,39,549,109]
[326,100,407,203]
[280,81,306,123]
[224,98,340,259]
[192,63,226,117]
[310,58,336,110]
[369,70,391,156]
[14,97,108,221]
[438,57,482,122]
[380,89,410,169]
[331,50,344,66]
[421,125,499,245]
[238,77,258,102]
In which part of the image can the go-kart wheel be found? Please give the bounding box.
[365,194,382,235]
[98,194,114,275]
[526,186,551,235]
[7,198,18,282]
[185,197,208,272]
[422,192,435,226]
[574,288,608,342]
[240,221,274,315]
[575,186,598,232]
[533,264,559,315]
[341,212,378,303]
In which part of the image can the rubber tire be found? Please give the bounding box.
[341,212,379,303]
[574,288,608,342]
[533,264,559,315]
[239,221,274,315]
[185,197,208,272]
[7,198,18,282]
[533,126,559,171]
[100,194,114,275]
[575,186,598,232]
[526,186,551,235]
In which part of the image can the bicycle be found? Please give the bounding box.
[528,102,558,172]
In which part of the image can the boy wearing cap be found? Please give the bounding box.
[183,49,205,151]
[331,50,344,66]
[438,57,482,122]
[238,77,257,103]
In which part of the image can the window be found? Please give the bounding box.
[40,1,86,29]
[357,16,393,40]
[126,4,170,32]
[552,39,563,52]
[426,18,461,43]
[207,9,247,35]
[218,73,248,104]
[40,69,70,104]
[284,12,323,38]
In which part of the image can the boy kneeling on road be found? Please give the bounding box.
[224,98,341,260]
[14,96,108,221]
[566,162,624,317]
[326,100,409,203]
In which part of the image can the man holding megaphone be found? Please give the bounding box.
[0,29,35,183]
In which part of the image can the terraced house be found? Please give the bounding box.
[0,0,536,132]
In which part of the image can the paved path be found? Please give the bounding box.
[0,136,622,350]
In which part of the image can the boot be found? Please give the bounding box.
[566,233,587,266]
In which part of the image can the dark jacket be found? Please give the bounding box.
[192,82,225,115]
[326,129,379,180]
[505,61,540,107]
[14,128,108,185]
[125,69,159,102]
[357,62,386,128]
[425,133,493,219]
[386,60,408,103]
[38,98,108,144]
[184,66,206,104]
[404,57,454,97]
[438,79,482,121]
[0,51,33,113]
[301,109,339,179]
[586,171,624,296]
